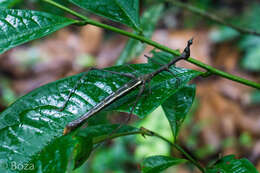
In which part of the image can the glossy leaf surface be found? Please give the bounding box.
[141,155,186,173]
[206,155,258,173]
[69,0,140,30]
[77,124,140,143]
[162,85,196,141]
[0,53,201,172]
[22,124,138,172]
[24,134,92,173]
[0,8,77,54]
[0,0,20,8]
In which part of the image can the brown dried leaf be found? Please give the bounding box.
[79,24,103,54]
[213,43,240,71]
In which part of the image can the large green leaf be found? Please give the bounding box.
[0,53,201,172]
[0,8,78,54]
[0,0,20,8]
[23,134,93,173]
[69,0,141,31]
[162,85,196,141]
[141,155,186,173]
[206,155,258,173]
[115,4,164,65]
[22,124,138,172]
[106,65,201,118]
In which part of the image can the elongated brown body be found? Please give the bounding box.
[63,78,142,134]
[63,38,193,134]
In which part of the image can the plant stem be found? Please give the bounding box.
[44,0,89,21]
[44,0,260,90]
[169,0,260,36]
[95,127,206,173]
[147,129,206,173]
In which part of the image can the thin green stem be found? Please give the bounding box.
[44,0,260,89]
[94,127,205,173]
[149,130,206,173]
[169,0,260,36]
[93,131,141,144]
[43,0,90,21]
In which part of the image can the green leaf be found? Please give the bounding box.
[24,134,93,173]
[107,68,201,118]
[24,124,138,172]
[76,124,139,169]
[148,50,181,65]
[69,0,141,31]
[0,54,201,172]
[0,0,20,8]
[224,4,260,71]
[239,35,260,72]
[238,4,260,32]
[236,4,260,72]
[37,0,70,16]
[240,45,260,71]
[115,4,164,65]
[250,90,260,104]
[206,155,258,173]
[162,84,196,141]
[0,8,78,54]
[141,155,186,173]
[209,26,239,43]
[77,124,140,144]
[239,36,260,50]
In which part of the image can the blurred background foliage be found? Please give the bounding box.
[0,0,260,172]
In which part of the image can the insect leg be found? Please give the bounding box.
[100,69,136,79]
[59,66,138,112]
[109,81,146,137]
[127,81,146,122]
[58,67,99,111]
[144,54,164,67]
[144,54,181,86]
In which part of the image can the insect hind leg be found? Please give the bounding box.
[58,67,99,112]
[58,66,138,112]
[100,68,136,79]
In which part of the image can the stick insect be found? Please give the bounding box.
[63,38,193,134]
